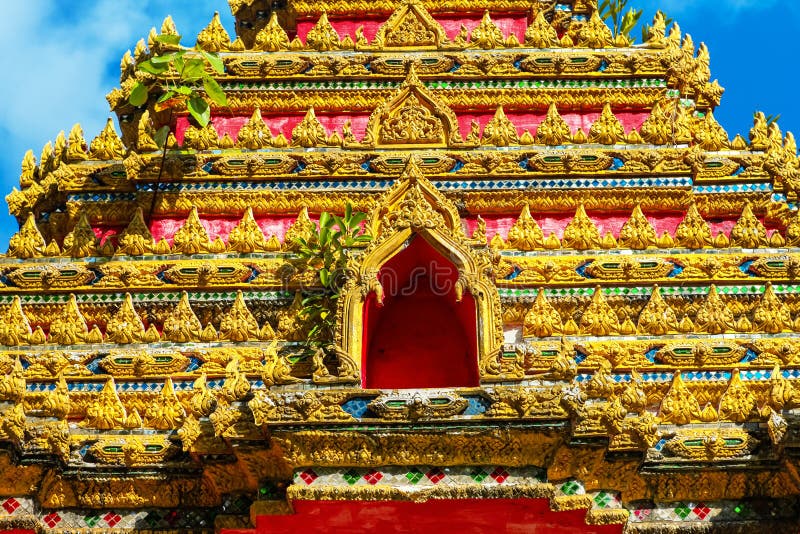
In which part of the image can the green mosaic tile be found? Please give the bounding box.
[560,480,581,496]
[83,515,101,528]
[470,468,489,483]
[343,469,361,486]
[674,504,691,520]
[593,491,613,509]
[406,468,424,485]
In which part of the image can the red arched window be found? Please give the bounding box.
[362,235,479,389]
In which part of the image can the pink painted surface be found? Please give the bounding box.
[149,215,304,244]
[295,13,530,43]
[455,111,650,139]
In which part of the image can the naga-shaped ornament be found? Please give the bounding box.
[190,374,217,417]
[19,149,36,188]
[643,11,667,47]
[524,289,563,338]
[481,106,519,146]
[506,205,543,250]
[66,123,89,162]
[263,341,300,386]
[220,357,251,403]
[749,111,770,151]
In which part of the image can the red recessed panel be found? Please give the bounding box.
[223,499,624,534]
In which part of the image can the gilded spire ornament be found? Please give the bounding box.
[0,358,26,402]
[577,11,613,49]
[19,149,36,188]
[618,205,656,250]
[117,207,155,256]
[219,291,260,342]
[562,205,600,250]
[639,101,671,145]
[729,202,767,248]
[66,124,89,162]
[173,207,211,254]
[305,12,341,51]
[536,104,571,146]
[283,207,316,251]
[63,211,99,258]
[196,12,231,52]
[718,371,757,423]
[753,283,791,334]
[49,294,89,345]
[580,287,620,336]
[637,286,678,335]
[190,374,217,417]
[471,215,487,244]
[643,11,667,48]
[292,108,328,148]
[105,294,145,344]
[53,131,67,164]
[41,374,70,420]
[89,118,126,160]
[785,209,800,247]
[7,214,46,258]
[84,379,126,430]
[524,289,563,338]
[183,122,220,151]
[263,341,300,386]
[525,12,559,48]
[253,12,290,51]
[694,110,729,151]
[675,203,713,249]
[146,379,186,430]
[695,285,735,334]
[659,372,701,425]
[589,104,624,145]
[469,11,504,49]
[228,207,269,253]
[163,292,203,343]
[506,205,543,251]
[0,297,32,347]
[481,106,519,146]
[136,111,159,152]
[237,109,273,149]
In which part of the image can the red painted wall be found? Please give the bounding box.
[222,498,624,534]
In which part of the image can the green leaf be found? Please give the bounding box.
[345,203,353,222]
[129,82,149,107]
[150,52,179,65]
[319,211,331,230]
[154,126,171,149]
[182,58,207,80]
[354,235,373,243]
[155,34,183,45]
[174,85,194,96]
[187,96,211,127]
[203,77,228,106]
[137,60,169,75]
[199,50,226,74]
[349,212,367,227]
[157,90,176,104]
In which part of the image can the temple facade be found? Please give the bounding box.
[2,0,800,532]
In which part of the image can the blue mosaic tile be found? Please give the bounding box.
[464,395,491,415]
[341,397,372,418]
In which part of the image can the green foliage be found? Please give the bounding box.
[128,33,228,141]
[765,114,782,127]
[598,0,642,40]
[294,204,372,348]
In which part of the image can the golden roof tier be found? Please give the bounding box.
[2,0,800,533]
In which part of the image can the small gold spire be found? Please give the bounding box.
[637,286,678,335]
[117,207,155,256]
[749,111,770,151]
[163,292,203,343]
[237,109,273,149]
[66,124,89,162]
[228,207,268,253]
[49,294,89,345]
[536,103,571,146]
[489,233,506,250]
[63,211,99,258]
[675,203,712,249]
[7,214,46,258]
[643,10,667,48]
[695,285,735,334]
[618,204,657,249]
[525,12,559,48]
[40,141,56,174]
[137,111,159,152]
[305,12,341,51]
[639,101,670,145]
[524,289,562,337]
[146,378,186,430]
[172,207,211,254]
[572,127,588,144]
[694,110,729,151]
[196,12,231,52]
[589,104,625,145]
[84,378,127,430]
[291,108,328,148]
[183,122,220,151]
[161,15,179,36]
[105,294,145,344]
[481,106,519,146]
[718,370,757,423]
[472,215,487,244]
[562,204,600,250]
[469,11,504,49]
[41,374,71,419]
[577,11,613,48]
[753,282,791,334]
[219,291,260,342]
[506,205,543,251]
[190,374,217,417]
[253,12,290,51]
[89,118,126,160]
[579,286,619,336]
[0,358,26,402]
[283,207,316,251]
[729,202,767,248]
[200,322,219,342]
[659,372,700,425]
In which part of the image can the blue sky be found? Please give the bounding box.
[0,0,797,248]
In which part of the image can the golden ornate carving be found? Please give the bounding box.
[589,104,624,145]
[253,12,291,51]
[63,211,99,258]
[228,207,269,253]
[618,204,656,249]
[526,12,559,48]
[305,12,341,52]
[183,122,220,151]
[481,106,519,146]
[729,202,767,248]
[0,358,26,402]
[694,110,729,151]
[237,108,273,149]
[637,285,678,335]
[66,124,89,162]
[291,107,329,148]
[117,207,155,256]
[83,378,127,430]
[578,11,612,49]
[506,205,543,251]
[145,378,186,430]
[7,214,46,259]
[89,118,126,160]
[163,291,203,343]
[659,372,701,425]
[675,202,713,249]
[524,289,563,338]
[469,11,504,49]
[695,285,735,334]
[105,293,145,344]
[374,0,449,48]
[219,290,260,342]
[580,287,619,336]
[172,207,211,254]
[753,283,792,333]
[0,297,32,347]
[718,370,757,423]
[536,103,571,146]
[49,294,90,345]
[196,11,231,52]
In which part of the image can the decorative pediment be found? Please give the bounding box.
[364,66,463,148]
[374,0,449,49]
